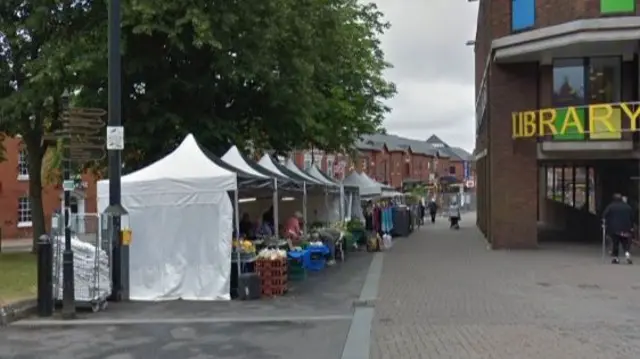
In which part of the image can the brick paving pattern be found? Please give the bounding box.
[371,213,640,359]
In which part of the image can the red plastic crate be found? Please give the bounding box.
[261,283,288,297]
[256,258,287,270]
[257,267,287,279]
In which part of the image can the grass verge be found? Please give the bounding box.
[0,252,37,306]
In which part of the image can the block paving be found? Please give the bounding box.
[371,213,640,359]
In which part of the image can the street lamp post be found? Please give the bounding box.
[61,90,76,319]
[107,0,127,301]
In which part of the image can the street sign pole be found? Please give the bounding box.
[61,90,76,319]
[108,0,126,301]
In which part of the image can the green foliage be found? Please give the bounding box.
[0,0,395,242]
[72,0,395,170]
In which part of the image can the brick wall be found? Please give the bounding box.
[0,137,97,240]
[488,63,539,248]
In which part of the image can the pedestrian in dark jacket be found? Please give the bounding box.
[427,198,438,223]
[603,193,635,264]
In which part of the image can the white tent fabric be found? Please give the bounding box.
[97,134,236,301]
[258,154,291,179]
[284,159,321,184]
[360,172,393,191]
[343,171,379,197]
[221,146,270,178]
[381,191,405,198]
[306,166,339,187]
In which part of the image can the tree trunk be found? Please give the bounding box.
[25,140,45,253]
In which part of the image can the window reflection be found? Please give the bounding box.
[588,167,596,214]
[589,57,621,103]
[552,167,563,201]
[553,59,585,106]
[574,167,587,210]
[546,167,554,199]
[563,167,573,205]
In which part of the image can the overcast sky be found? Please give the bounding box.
[373,0,479,152]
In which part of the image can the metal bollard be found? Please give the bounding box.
[37,234,53,317]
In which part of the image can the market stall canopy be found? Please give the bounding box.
[380,191,405,198]
[97,133,235,301]
[360,172,394,191]
[98,133,236,195]
[258,154,292,179]
[284,159,323,184]
[196,143,269,187]
[306,165,340,188]
[342,171,379,197]
[221,146,271,179]
[258,154,312,186]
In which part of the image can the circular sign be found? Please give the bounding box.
[465,180,475,188]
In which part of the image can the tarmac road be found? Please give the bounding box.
[0,320,351,359]
[0,252,374,359]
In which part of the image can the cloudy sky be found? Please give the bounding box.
[373,0,479,152]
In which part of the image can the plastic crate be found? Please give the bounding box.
[288,264,307,281]
[257,267,288,278]
[306,257,326,272]
[256,258,287,270]
[261,284,287,297]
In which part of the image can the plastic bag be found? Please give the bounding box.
[382,234,393,250]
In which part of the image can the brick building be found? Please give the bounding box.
[473,0,640,248]
[291,133,474,189]
[0,136,97,240]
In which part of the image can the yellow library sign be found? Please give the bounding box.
[511,102,640,140]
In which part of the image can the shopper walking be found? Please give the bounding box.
[603,193,635,264]
[427,198,438,224]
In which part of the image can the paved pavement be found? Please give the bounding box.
[0,252,373,359]
[372,212,640,359]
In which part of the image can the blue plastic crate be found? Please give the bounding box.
[306,257,326,271]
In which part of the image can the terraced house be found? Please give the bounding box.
[473,0,640,248]
[292,133,474,190]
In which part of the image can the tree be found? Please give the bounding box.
[71,0,395,169]
[0,0,394,249]
[0,1,104,250]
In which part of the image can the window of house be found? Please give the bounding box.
[18,195,32,227]
[449,166,456,175]
[379,160,388,182]
[327,157,335,178]
[303,153,312,170]
[361,158,368,172]
[18,149,29,180]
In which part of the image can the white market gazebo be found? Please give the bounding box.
[97,134,237,301]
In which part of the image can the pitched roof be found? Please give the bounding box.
[425,135,447,145]
[357,133,439,156]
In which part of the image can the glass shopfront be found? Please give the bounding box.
[544,164,596,213]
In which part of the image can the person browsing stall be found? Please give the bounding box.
[285,211,304,244]
[239,213,253,237]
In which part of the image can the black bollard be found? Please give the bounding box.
[37,234,53,317]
